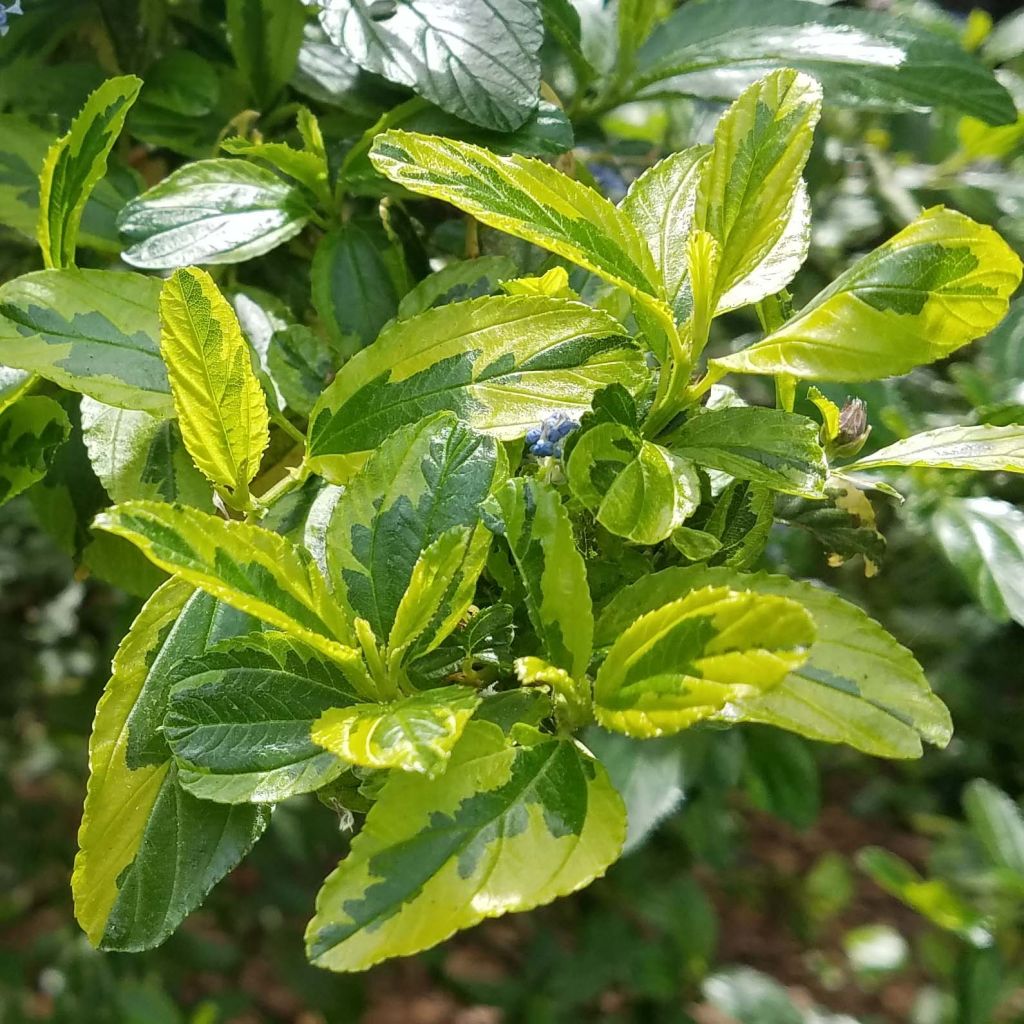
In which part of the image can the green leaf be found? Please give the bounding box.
[667,407,827,498]
[73,582,269,951]
[0,367,33,415]
[632,0,1017,126]
[617,0,661,76]
[389,527,477,658]
[0,113,140,253]
[484,477,593,678]
[692,69,820,312]
[94,501,359,664]
[163,631,359,804]
[0,396,70,506]
[857,848,987,940]
[305,721,625,971]
[700,480,774,570]
[583,728,690,855]
[118,159,314,270]
[849,424,1024,474]
[566,422,699,544]
[597,566,952,757]
[312,685,480,777]
[397,255,517,319]
[159,267,269,503]
[266,324,333,418]
[593,585,815,738]
[306,294,646,479]
[311,225,400,352]
[38,75,142,269]
[0,269,171,413]
[963,779,1024,877]
[80,398,209,507]
[370,131,664,303]
[934,496,1024,627]
[620,146,709,321]
[220,137,328,200]
[743,728,819,830]
[318,0,543,131]
[713,207,1023,382]
[226,0,306,109]
[324,412,503,650]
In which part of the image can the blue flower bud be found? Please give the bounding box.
[525,426,542,445]
[531,440,556,458]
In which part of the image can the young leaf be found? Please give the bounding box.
[81,399,210,507]
[369,132,663,302]
[693,69,821,312]
[0,396,70,506]
[713,207,1023,382]
[324,413,503,648]
[849,424,1024,474]
[934,496,1024,627]
[566,423,700,545]
[620,146,709,320]
[159,267,269,503]
[307,294,646,479]
[388,527,477,658]
[220,137,328,200]
[632,0,1016,126]
[226,0,305,110]
[118,160,314,269]
[397,255,518,319]
[94,501,358,663]
[305,721,625,971]
[597,567,952,757]
[73,582,269,951]
[484,477,593,678]
[163,632,361,804]
[311,685,481,777]
[667,407,827,498]
[0,270,171,413]
[311,225,400,352]
[38,75,142,269]
[0,113,137,252]
[699,480,774,570]
[318,0,543,131]
[593,585,815,738]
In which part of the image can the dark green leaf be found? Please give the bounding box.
[0,395,71,506]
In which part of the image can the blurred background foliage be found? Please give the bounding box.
[3,0,1024,1021]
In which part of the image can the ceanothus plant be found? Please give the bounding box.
[1,53,1023,974]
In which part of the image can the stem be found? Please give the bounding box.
[355,618,399,701]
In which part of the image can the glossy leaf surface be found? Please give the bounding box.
[850,424,1024,474]
[312,685,480,777]
[73,582,268,950]
[594,585,815,738]
[0,270,171,413]
[633,0,1016,126]
[370,131,663,302]
[118,159,313,269]
[714,208,1022,382]
[94,501,358,662]
[598,567,952,757]
[318,0,543,131]
[567,422,699,544]
[668,407,827,497]
[307,295,644,478]
[324,413,502,649]
[485,477,593,678]
[306,722,625,971]
[81,399,209,507]
[38,75,142,268]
